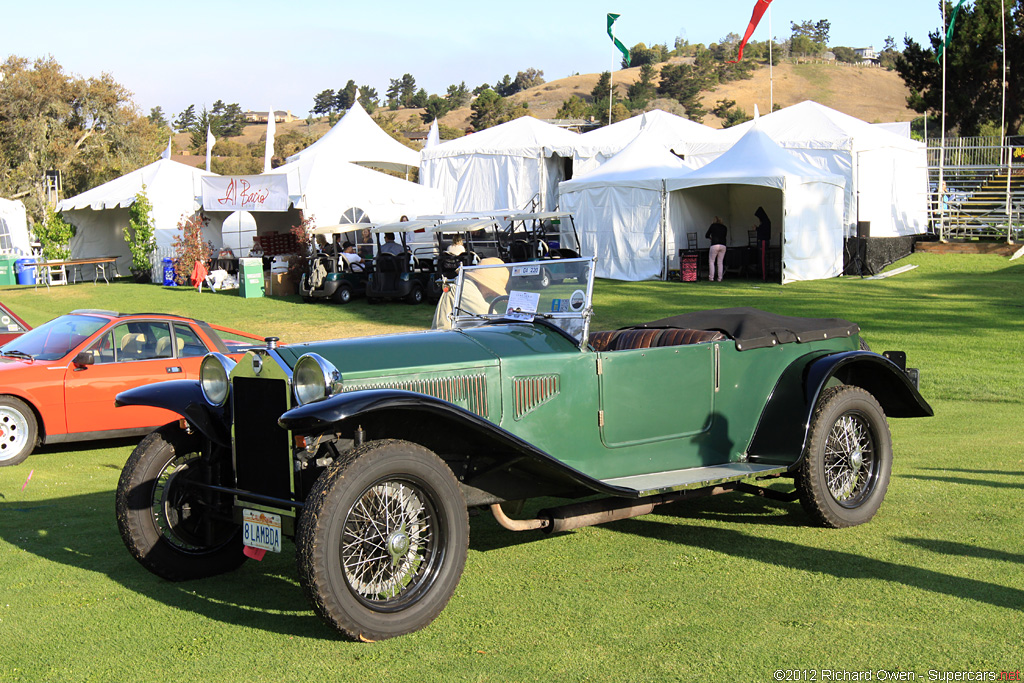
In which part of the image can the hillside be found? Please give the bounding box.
[171,60,916,167]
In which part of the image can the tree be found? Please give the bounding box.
[791,19,830,44]
[421,95,450,124]
[897,0,1024,136]
[555,95,592,119]
[173,104,196,132]
[191,107,211,151]
[445,82,471,109]
[312,89,336,116]
[626,63,657,110]
[335,80,358,112]
[171,213,213,286]
[711,99,751,128]
[358,85,378,113]
[386,73,417,108]
[148,107,168,128]
[878,35,901,70]
[125,186,157,280]
[832,47,863,64]
[494,74,516,97]
[591,71,613,107]
[35,206,76,260]
[469,89,529,131]
[410,87,429,109]
[0,55,162,221]
[657,63,707,122]
[513,68,545,91]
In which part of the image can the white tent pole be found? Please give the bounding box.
[661,180,668,280]
[769,5,774,112]
[1002,0,1012,243]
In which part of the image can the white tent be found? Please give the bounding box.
[59,158,213,274]
[667,127,846,284]
[572,109,718,176]
[558,130,693,281]
[685,101,926,238]
[0,198,31,255]
[419,116,580,213]
[285,101,420,174]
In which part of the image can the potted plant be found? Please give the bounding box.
[124,187,157,283]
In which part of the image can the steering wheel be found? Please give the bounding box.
[487,295,510,315]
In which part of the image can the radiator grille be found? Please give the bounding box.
[512,374,560,420]
[232,376,292,502]
[343,374,488,417]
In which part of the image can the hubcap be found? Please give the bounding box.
[0,406,28,460]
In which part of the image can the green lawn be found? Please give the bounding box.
[1,253,1022,682]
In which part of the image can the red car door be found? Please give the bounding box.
[63,320,207,435]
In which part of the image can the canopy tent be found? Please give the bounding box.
[558,129,693,281]
[59,158,213,274]
[666,127,846,284]
[419,116,580,214]
[284,101,420,174]
[684,101,926,238]
[0,198,31,255]
[572,109,718,176]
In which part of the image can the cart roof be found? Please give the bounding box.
[430,218,504,233]
[370,219,438,234]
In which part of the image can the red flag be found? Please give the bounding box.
[729,0,774,63]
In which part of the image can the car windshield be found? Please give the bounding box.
[0,314,107,361]
[451,257,596,345]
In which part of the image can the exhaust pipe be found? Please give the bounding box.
[490,484,735,534]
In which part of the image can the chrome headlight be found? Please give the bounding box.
[293,353,342,406]
[200,353,236,406]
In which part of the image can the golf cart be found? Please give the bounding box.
[498,211,583,288]
[297,224,371,305]
[365,220,439,305]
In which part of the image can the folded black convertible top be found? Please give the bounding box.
[630,307,859,351]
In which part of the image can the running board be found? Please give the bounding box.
[601,463,789,497]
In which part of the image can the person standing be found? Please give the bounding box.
[754,206,771,282]
[705,216,728,282]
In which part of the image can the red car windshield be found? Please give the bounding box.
[0,314,107,361]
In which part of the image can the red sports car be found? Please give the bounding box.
[0,309,264,466]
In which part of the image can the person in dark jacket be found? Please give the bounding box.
[705,216,728,282]
[753,206,771,281]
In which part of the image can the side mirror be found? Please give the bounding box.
[72,350,96,367]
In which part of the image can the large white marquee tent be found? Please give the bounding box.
[419,116,580,213]
[558,131,693,281]
[284,101,420,175]
[572,109,717,176]
[0,197,31,255]
[667,127,847,284]
[59,158,213,274]
[684,101,927,239]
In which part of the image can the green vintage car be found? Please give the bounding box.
[114,258,932,641]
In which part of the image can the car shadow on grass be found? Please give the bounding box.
[599,517,1024,612]
[0,490,341,641]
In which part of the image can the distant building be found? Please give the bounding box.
[854,47,879,65]
[544,118,601,133]
[243,110,298,124]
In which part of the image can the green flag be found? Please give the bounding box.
[607,13,631,66]
[935,0,970,63]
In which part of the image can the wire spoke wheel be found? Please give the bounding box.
[297,439,468,641]
[342,479,439,607]
[798,385,892,528]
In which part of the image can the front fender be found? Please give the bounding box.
[279,389,632,501]
[116,380,231,447]
[747,350,932,466]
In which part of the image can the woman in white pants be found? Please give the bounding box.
[705,217,728,282]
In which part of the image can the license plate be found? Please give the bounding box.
[242,509,281,553]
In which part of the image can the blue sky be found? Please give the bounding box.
[3,0,942,119]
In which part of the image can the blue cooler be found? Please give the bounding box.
[15,259,36,285]
[162,257,176,286]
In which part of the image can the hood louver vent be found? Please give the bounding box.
[343,373,489,417]
[512,375,560,420]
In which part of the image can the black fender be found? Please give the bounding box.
[115,380,231,447]
[279,389,632,502]
[747,350,932,467]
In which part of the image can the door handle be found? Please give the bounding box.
[166,366,182,373]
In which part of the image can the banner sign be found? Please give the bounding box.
[202,175,291,212]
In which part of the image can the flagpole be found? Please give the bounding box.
[1002,0,1012,243]
[769,4,774,112]
[609,65,614,125]
[939,1,947,242]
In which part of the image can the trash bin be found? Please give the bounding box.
[15,259,37,285]
[238,257,264,299]
[162,257,176,286]
[0,255,18,286]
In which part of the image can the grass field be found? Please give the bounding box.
[0,252,1021,682]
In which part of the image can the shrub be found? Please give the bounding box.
[124,186,157,280]
[36,206,76,260]
[171,213,214,286]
